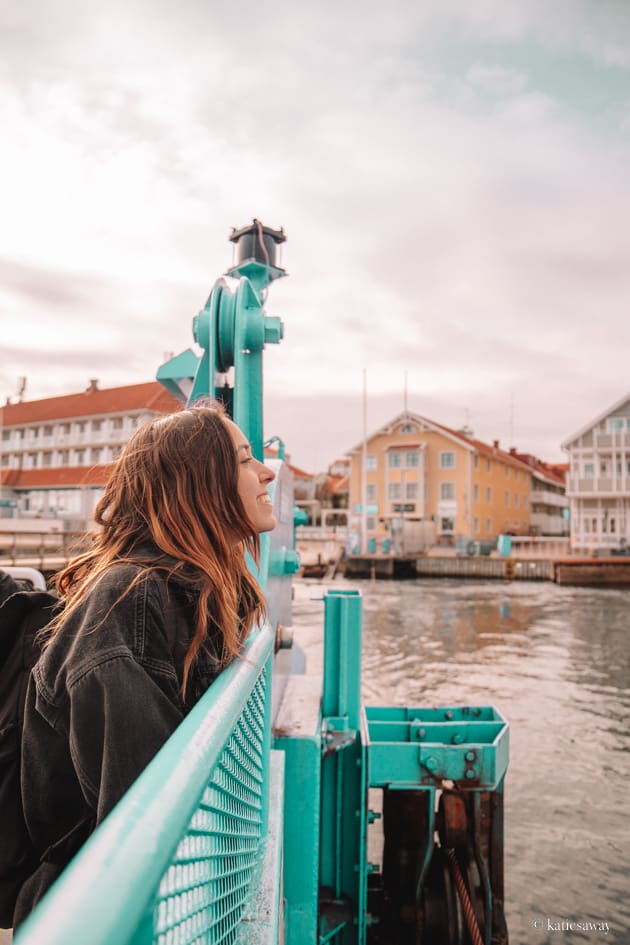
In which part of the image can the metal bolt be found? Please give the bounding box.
[416,727,427,739]
[465,769,476,780]
[445,710,454,720]
[452,734,464,745]
[425,756,438,772]
[465,751,476,762]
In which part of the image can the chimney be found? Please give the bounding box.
[509,447,517,456]
[87,379,99,393]
[493,439,499,450]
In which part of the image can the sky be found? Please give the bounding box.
[1,0,630,472]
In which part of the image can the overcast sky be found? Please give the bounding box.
[1,1,629,471]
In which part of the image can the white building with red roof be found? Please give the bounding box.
[0,380,181,522]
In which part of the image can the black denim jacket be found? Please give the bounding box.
[15,551,221,925]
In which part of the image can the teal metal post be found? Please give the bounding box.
[319,590,367,945]
[156,220,285,460]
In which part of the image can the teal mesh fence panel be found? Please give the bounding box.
[155,674,267,945]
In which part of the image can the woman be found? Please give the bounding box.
[13,404,276,925]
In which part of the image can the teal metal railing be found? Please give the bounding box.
[14,622,278,945]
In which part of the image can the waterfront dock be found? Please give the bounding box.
[343,553,630,585]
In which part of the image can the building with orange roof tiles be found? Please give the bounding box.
[346,411,546,552]
[0,379,182,523]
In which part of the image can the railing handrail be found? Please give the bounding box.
[14,621,276,945]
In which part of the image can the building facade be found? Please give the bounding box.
[562,393,630,552]
[513,454,568,536]
[347,412,533,550]
[0,380,181,524]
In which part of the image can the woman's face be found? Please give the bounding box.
[225,419,277,534]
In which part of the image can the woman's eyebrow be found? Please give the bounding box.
[237,443,252,455]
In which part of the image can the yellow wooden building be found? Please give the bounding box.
[347,411,532,549]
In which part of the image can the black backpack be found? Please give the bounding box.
[0,589,59,928]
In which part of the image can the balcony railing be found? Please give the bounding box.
[566,476,629,495]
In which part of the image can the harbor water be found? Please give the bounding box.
[292,577,630,944]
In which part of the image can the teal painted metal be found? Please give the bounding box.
[157,221,286,462]
[272,677,323,945]
[365,705,509,789]
[14,625,277,945]
[319,590,367,945]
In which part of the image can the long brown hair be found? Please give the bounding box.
[49,403,265,695]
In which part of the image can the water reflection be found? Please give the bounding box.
[292,577,630,945]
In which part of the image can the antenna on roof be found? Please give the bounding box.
[509,392,515,448]
[403,370,408,413]
[17,377,27,403]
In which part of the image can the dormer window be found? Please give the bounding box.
[400,423,416,434]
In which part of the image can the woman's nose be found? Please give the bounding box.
[259,461,275,482]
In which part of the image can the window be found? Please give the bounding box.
[366,454,377,471]
[514,493,519,508]
[59,450,69,464]
[440,452,455,469]
[91,448,102,463]
[76,450,86,466]
[523,495,528,508]
[406,482,418,499]
[584,463,594,477]
[43,425,53,437]
[406,451,419,467]
[473,484,479,501]
[441,517,455,532]
[505,466,510,479]
[92,419,103,431]
[1,430,9,441]
[388,483,402,500]
[486,487,492,503]
[76,421,86,433]
[43,452,52,467]
[609,418,624,431]
[366,484,376,502]
[440,482,455,500]
[474,517,480,534]
[610,517,616,533]
[29,453,38,468]
[111,417,124,430]
[29,427,40,438]
[61,423,71,434]
[473,455,479,469]
[486,518,492,534]
[401,423,416,434]
[388,451,402,468]
[504,491,509,506]
[486,458,492,473]
[366,517,376,532]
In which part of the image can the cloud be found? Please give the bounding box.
[1,0,629,472]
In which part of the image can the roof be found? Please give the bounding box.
[0,381,182,426]
[320,475,349,496]
[346,410,533,473]
[1,464,113,489]
[561,392,630,449]
[512,453,566,487]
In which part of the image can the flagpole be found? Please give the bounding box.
[361,368,368,554]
